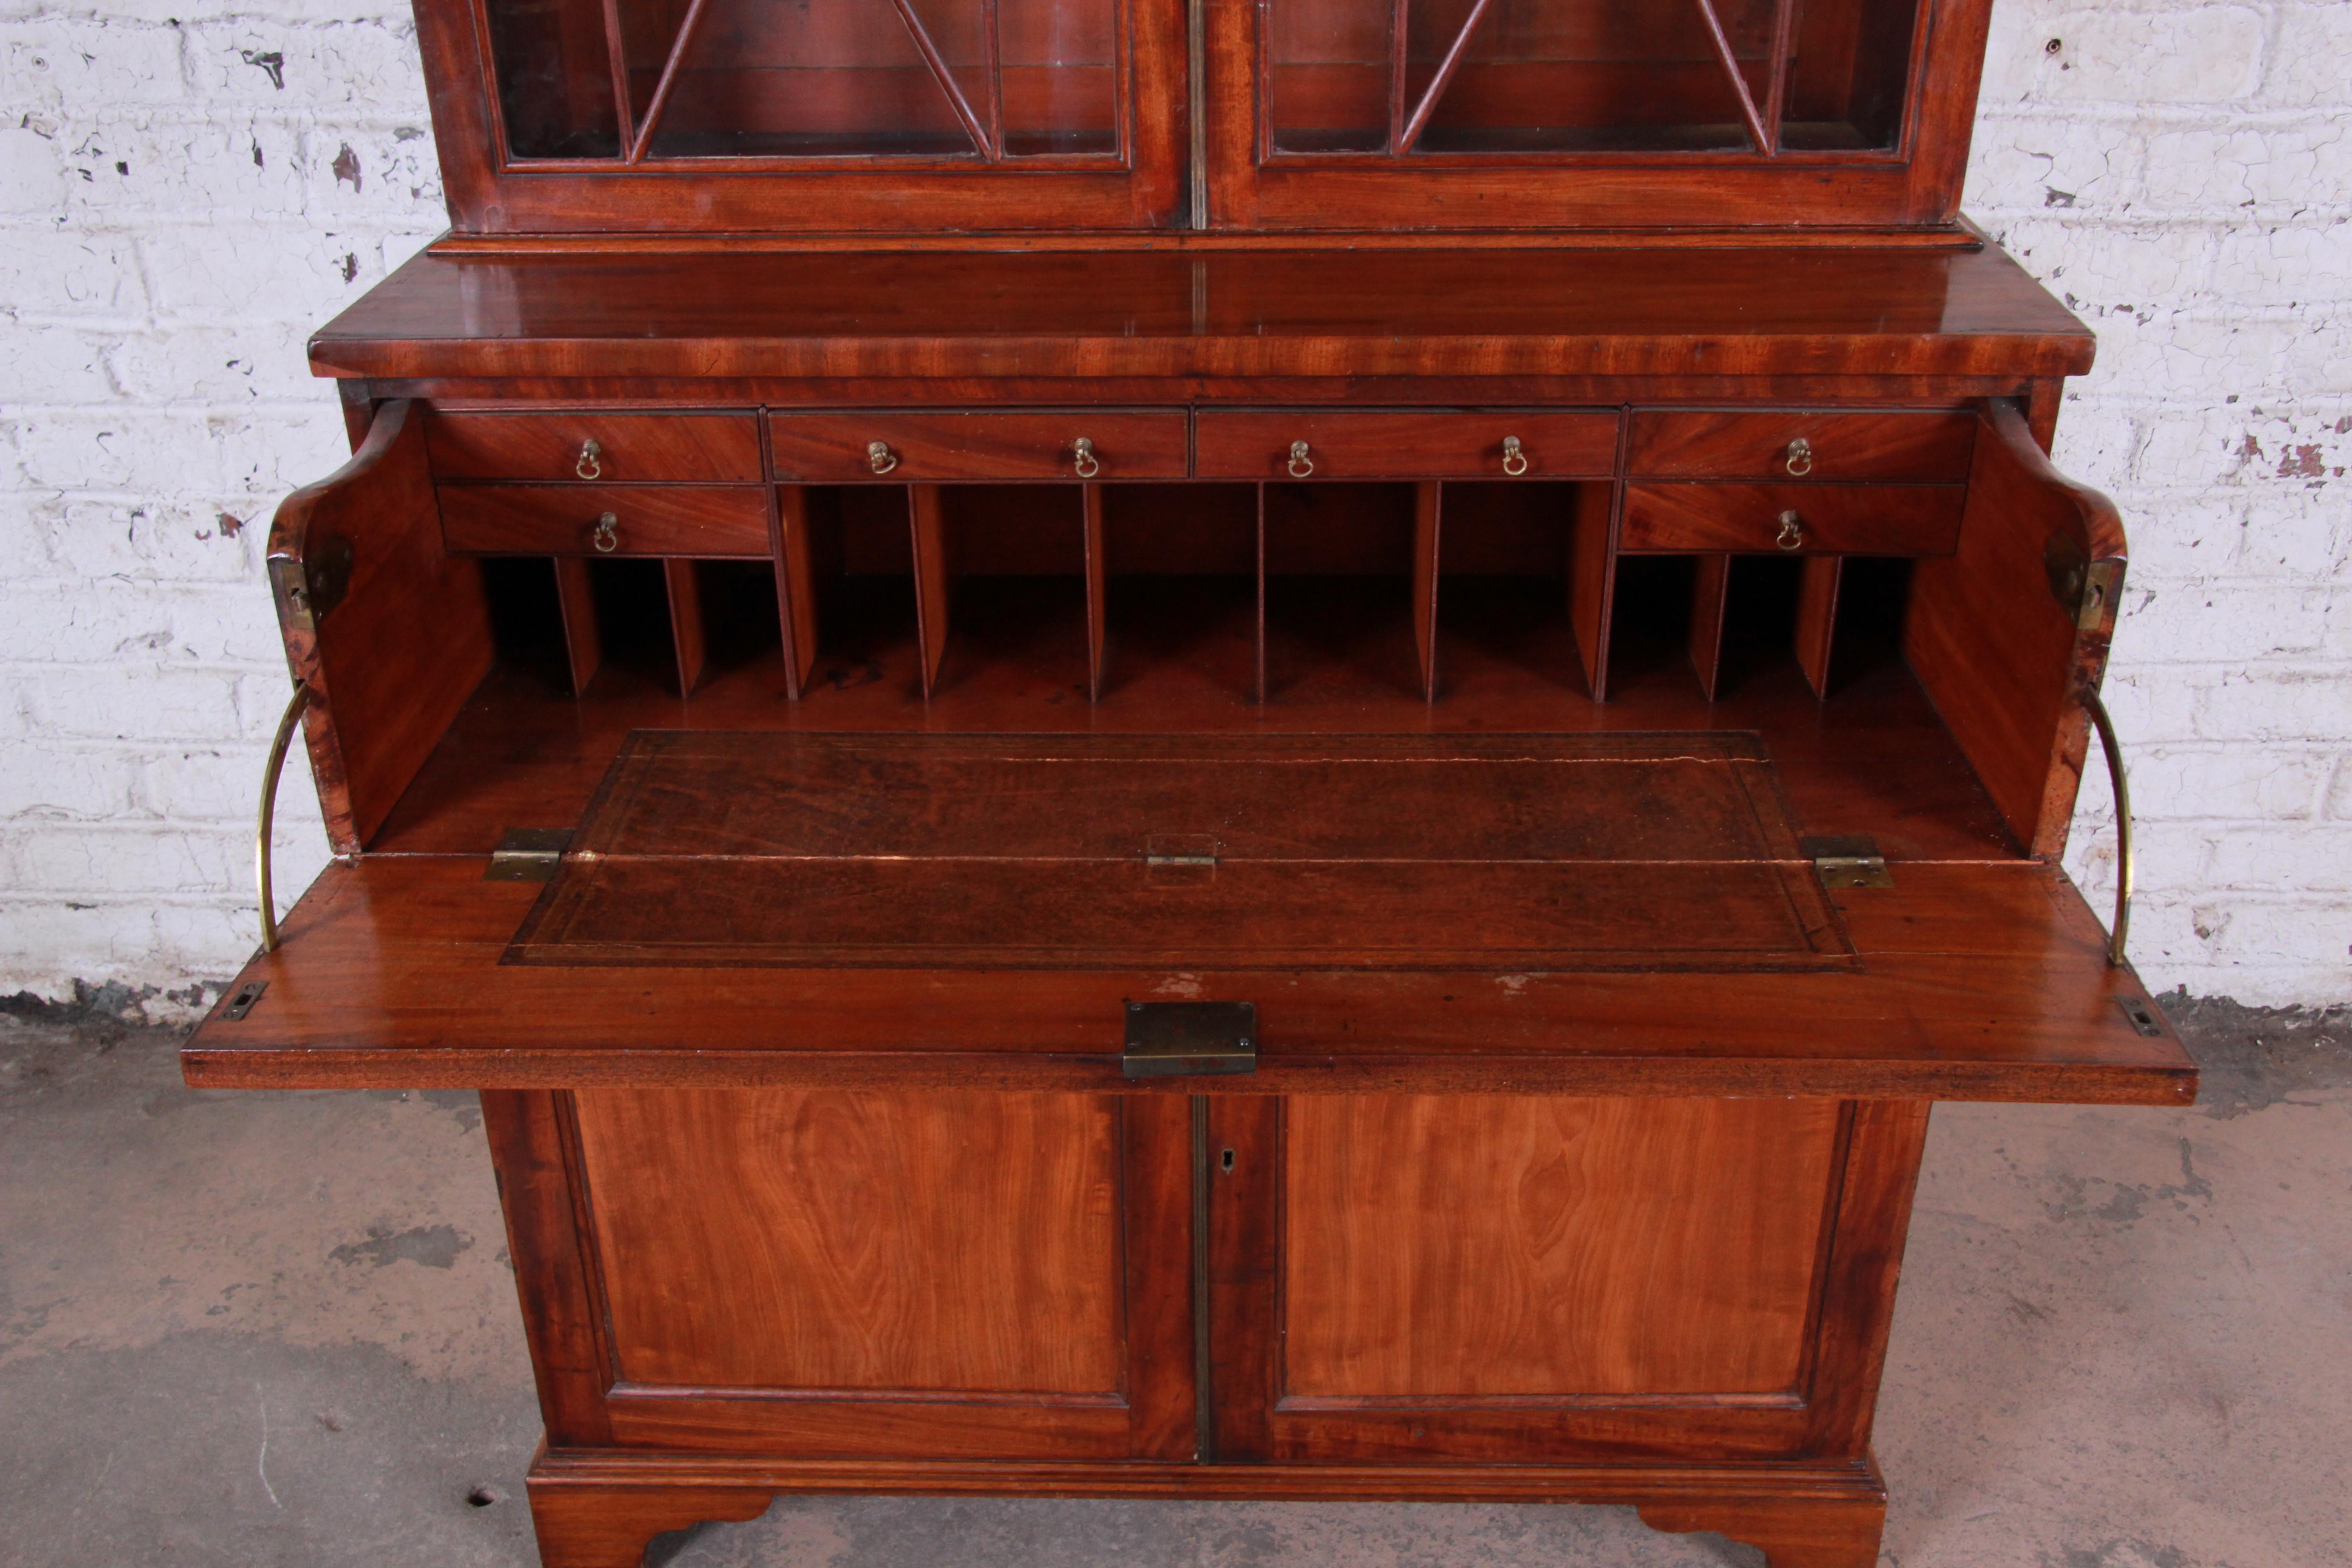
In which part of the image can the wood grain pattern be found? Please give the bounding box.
[1280,1097,1842,1397]
[1621,483,1963,555]
[1794,554,1842,698]
[1688,553,1731,699]
[1196,412,1619,480]
[1905,399,2126,858]
[1637,1494,1886,1568]
[910,483,952,696]
[553,555,603,696]
[571,1089,1124,1392]
[1083,482,1108,698]
[661,557,706,693]
[774,483,820,696]
[183,854,2196,1105]
[478,1089,615,1446]
[265,398,495,852]
[439,484,771,556]
[770,412,1188,481]
[428,409,762,482]
[306,247,2096,383]
[1567,470,1617,698]
[1627,409,1976,482]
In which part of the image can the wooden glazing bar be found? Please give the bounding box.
[1795,554,1843,699]
[662,558,707,696]
[1398,0,1500,153]
[552,555,601,697]
[910,484,953,697]
[775,485,818,700]
[889,0,997,159]
[1688,0,1773,154]
[1412,480,1441,700]
[982,0,1004,160]
[623,0,715,162]
[1387,0,1411,153]
[596,0,634,152]
[1082,483,1108,700]
[1762,0,1798,153]
[1689,554,1732,701]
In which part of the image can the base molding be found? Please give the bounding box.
[528,1448,1886,1568]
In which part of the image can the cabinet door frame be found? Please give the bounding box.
[1202,0,1989,231]
[1201,1095,1930,1463]
[416,0,1189,233]
[482,1088,1198,1459]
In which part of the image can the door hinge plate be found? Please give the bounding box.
[2045,534,2123,632]
[1803,833,1893,890]
[1122,1000,1258,1078]
[486,828,573,882]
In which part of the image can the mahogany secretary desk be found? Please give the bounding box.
[183,0,2198,1562]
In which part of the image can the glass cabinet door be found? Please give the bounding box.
[485,0,1125,162]
[1266,0,1920,157]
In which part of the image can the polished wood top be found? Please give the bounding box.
[310,241,2094,382]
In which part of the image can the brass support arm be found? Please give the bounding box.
[255,682,311,953]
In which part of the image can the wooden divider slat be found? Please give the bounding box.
[1082,484,1107,700]
[909,484,951,697]
[1412,481,1441,701]
[663,559,707,697]
[775,485,818,700]
[553,555,601,696]
[1795,555,1843,699]
[1689,554,1732,700]
[1253,484,1269,704]
[1568,482,1617,700]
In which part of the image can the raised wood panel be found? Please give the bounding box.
[1279,1097,1842,1400]
[570,1088,1125,1394]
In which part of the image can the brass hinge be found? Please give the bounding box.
[1803,833,1893,890]
[1122,1001,1258,1078]
[270,533,355,634]
[2045,534,2123,632]
[486,828,573,882]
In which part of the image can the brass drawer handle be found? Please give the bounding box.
[1072,436,1100,478]
[867,440,899,475]
[1775,510,1804,550]
[1501,435,1527,476]
[591,512,618,553]
[1785,436,1813,477]
[1288,440,1314,478]
[575,438,602,479]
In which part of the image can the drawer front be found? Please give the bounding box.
[1622,484,1965,555]
[1627,410,1977,483]
[439,485,772,557]
[428,412,763,483]
[768,412,1189,481]
[1196,411,1619,479]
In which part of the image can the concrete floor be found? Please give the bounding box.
[1,997,2345,1568]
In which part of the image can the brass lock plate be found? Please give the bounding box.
[1122,1001,1258,1078]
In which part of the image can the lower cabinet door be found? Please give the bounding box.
[1203,1095,1928,1464]
[510,1088,1196,1459]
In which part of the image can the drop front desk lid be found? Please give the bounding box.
[188,730,2194,1104]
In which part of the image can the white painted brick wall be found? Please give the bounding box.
[0,0,2346,1016]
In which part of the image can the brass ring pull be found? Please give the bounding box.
[1785,437,1813,477]
[255,681,312,954]
[1775,510,1804,550]
[575,439,602,480]
[1501,435,1527,476]
[1287,440,1314,479]
[592,512,618,553]
[867,440,899,475]
[2082,684,2135,967]
[1072,436,1100,478]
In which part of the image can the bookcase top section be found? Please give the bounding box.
[311,240,2092,382]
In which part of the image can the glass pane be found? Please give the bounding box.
[1002,0,1120,155]
[1267,0,1917,157]
[642,0,978,158]
[489,0,622,158]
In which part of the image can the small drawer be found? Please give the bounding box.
[439,485,772,557]
[1621,484,1965,556]
[428,412,763,483]
[1627,410,1977,483]
[1195,411,1619,480]
[768,412,1188,481]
